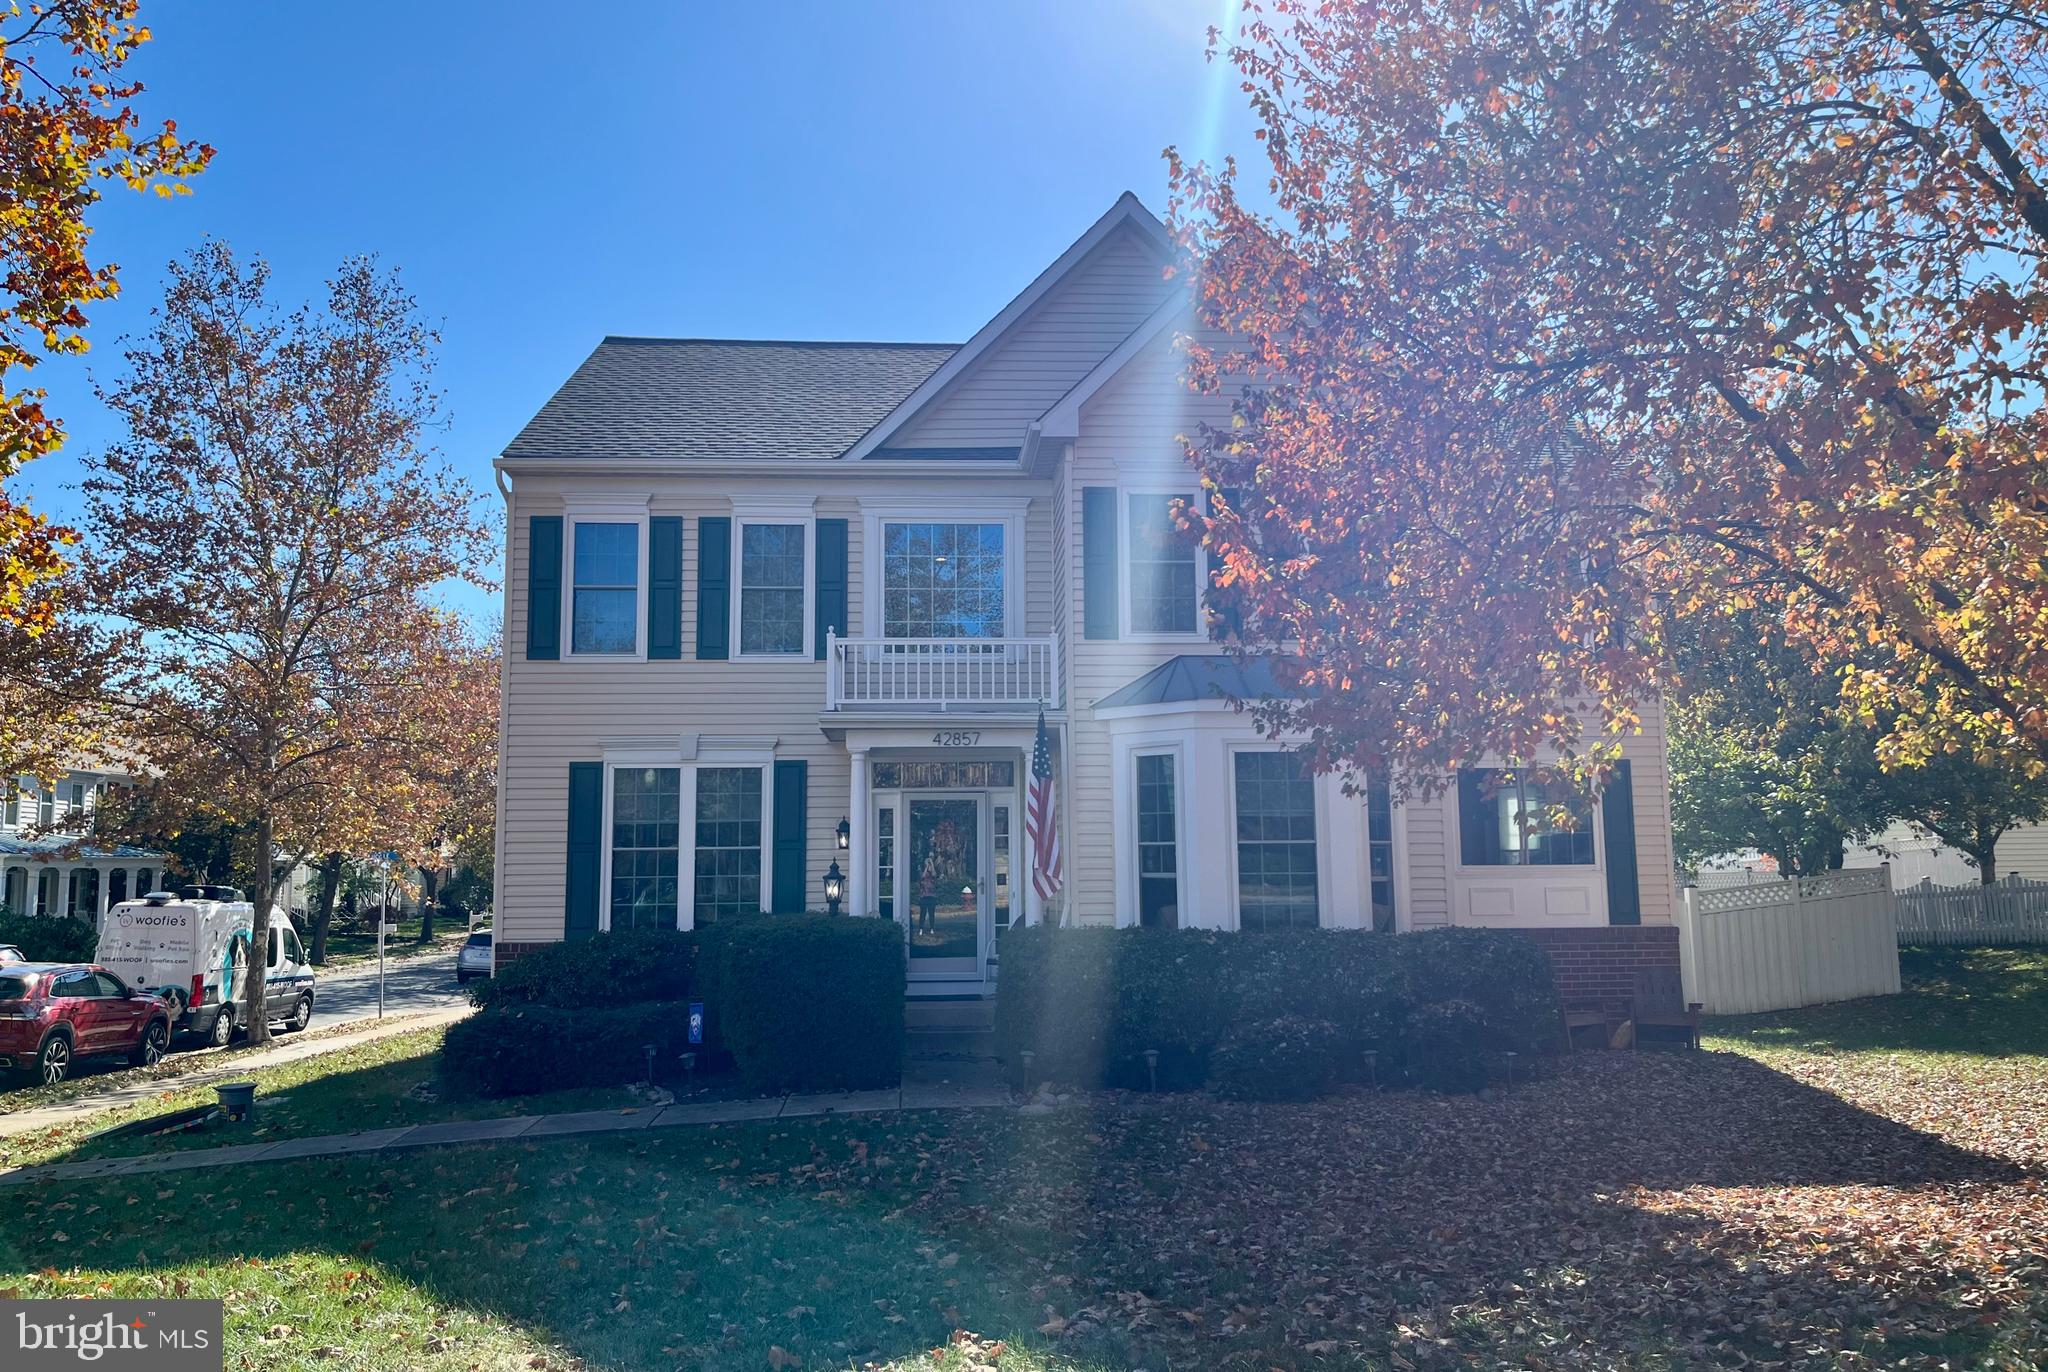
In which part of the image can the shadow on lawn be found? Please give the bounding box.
[3,1050,2043,1371]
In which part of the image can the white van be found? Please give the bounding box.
[96,887,317,1046]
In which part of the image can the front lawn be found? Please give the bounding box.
[315,910,471,968]
[0,1025,647,1169]
[2,946,2042,1371]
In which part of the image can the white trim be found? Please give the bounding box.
[731,513,816,661]
[1117,485,1209,644]
[1113,736,1190,929]
[837,194,1172,463]
[858,500,1029,640]
[563,500,651,661]
[1037,295,1192,442]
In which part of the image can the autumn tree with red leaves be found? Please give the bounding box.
[1170,0,2048,784]
[82,244,495,1043]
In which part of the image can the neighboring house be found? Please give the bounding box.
[492,193,1679,1003]
[2,764,171,922]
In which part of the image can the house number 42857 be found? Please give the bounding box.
[931,731,981,747]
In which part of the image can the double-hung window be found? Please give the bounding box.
[693,767,764,921]
[1135,751,1180,928]
[610,767,682,930]
[1124,491,1201,636]
[2,786,16,828]
[1458,769,1595,866]
[736,520,808,656]
[1233,750,1319,930]
[570,521,641,655]
[36,787,53,828]
[880,521,1006,639]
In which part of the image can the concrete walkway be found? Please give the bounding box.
[0,1005,473,1139]
[0,1079,1012,1188]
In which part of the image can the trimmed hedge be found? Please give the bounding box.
[712,915,906,1093]
[994,925,1558,1095]
[442,1000,688,1097]
[446,917,903,1098]
[469,926,696,1009]
[0,910,98,964]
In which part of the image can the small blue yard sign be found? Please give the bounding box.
[688,1002,704,1045]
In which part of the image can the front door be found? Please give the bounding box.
[904,796,985,980]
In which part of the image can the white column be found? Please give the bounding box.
[26,865,42,918]
[95,865,112,926]
[847,748,869,917]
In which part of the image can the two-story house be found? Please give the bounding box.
[492,193,1681,1003]
[2,763,169,923]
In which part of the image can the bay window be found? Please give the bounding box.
[1135,751,1180,928]
[1233,750,1319,930]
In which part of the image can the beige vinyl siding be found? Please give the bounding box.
[1061,335,1238,923]
[891,224,1175,450]
[499,473,1053,945]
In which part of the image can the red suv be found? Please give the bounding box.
[0,963,174,1085]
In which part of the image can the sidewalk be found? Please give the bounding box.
[0,1005,472,1139]
[0,1078,1012,1188]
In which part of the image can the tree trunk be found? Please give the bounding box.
[310,851,343,964]
[1976,847,1998,886]
[243,809,274,1046]
[418,865,438,943]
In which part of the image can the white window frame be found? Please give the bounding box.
[1116,740,1188,930]
[730,508,815,661]
[562,499,651,661]
[1225,741,1329,932]
[1451,767,1603,875]
[859,498,1029,640]
[597,740,775,932]
[1118,485,1208,643]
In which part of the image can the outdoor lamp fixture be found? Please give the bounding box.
[836,816,850,851]
[823,860,844,915]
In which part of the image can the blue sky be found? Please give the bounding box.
[19,0,1251,623]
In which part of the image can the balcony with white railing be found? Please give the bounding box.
[826,632,1060,712]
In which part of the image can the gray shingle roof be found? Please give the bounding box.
[1092,654,1302,710]
[502,338,961,462]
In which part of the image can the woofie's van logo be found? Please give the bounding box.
[3,1299,222,1370]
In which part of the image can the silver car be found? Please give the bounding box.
[455,929,492,983]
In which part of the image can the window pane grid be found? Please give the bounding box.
[1460,769,1595,866]
[881,521,1005,638]
[739,522,806,655]
[1233,751,1318,930]
[610,767,680,930]
[694,767,763,921]
[1136,752,1179,928]
[572,521,638,655]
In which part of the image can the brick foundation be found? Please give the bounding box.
[1521,925,1680,1006]
[492,940,558,967]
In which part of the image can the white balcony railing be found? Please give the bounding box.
[826,633,1059,711]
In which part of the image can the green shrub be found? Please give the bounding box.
[994,923,1560,1096]
[713,915,905,1093]
[470,927,696,1009]
[0,910,98,963]
[441,1001,690,1097]
[1212,1015,1343,1101]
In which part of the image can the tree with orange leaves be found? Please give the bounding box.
[81,244,495,1043]
[0,1,208,637]
[1170,0,2048,784]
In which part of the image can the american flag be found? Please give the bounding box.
[1025,708,1062,902]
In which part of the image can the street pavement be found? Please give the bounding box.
[304,947,469,1032]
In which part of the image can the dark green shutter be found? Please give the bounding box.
[1083,486,1119,639]
[696,516,730,660]
[526,516,562,660]
[648,517,683,660]
[1602,760,1641,925]
[565,762,603,940]
[771,760,808,913]
[814,518,848,661]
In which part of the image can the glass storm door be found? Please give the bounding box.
[905,797,984,978]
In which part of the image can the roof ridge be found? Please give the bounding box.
[598,336,960,350]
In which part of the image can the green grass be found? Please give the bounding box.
[315,911,470,968]
[1,947,2043,1371]
[0,1026,648,1169]
[1705,945,2048,1061]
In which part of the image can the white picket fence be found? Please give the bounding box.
[1677,866,1902,1014]
[1895,874,2048,946]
